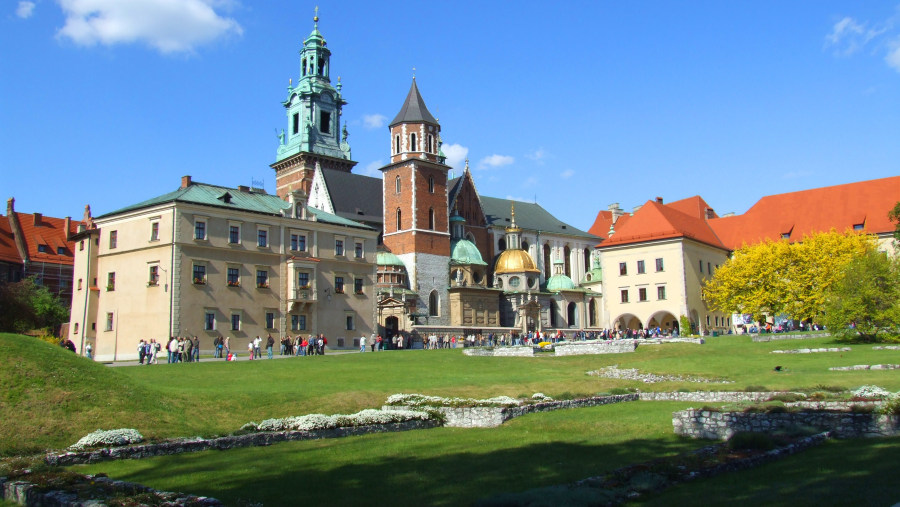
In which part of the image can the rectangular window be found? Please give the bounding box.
[657,286,666,300]
[80,240,84,251]
[320,111,331,133]
[699,260,703,273]
[266,312,275,329]
[193,264,206,284]
[298,272,310,289]
[354,277,363,294]
[335,276,344,294]
[149,265,159,286]
[105,312,114,331]
[257,228,268,247]
[620,289,629,303]
[355,242,363,258]
[708,262,712,275]
[150,222,159,241]
[335,239,344,256]
[56,246,65,255]
[291,314,307,331]
[205,312,215,331]
[78,278,83,290]
[638,287,648,302]
[107,272,115,291]
[257,269,269,288]
[109,230,117,249]
[637,260,645,274]
[194,220,206,240]
[231,313,241,331]
[619,262,627,276]
[292,112,299,134]
[346,315,354,331]
[655,258,664,272]
[38,244,48,253]
[227,267,240,287]
[229,225,240,244]
[290,234,299,251]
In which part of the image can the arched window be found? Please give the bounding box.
[498,237,506,251]
[396,208,402,230]
[589,299,597,327]
[583,248,591,271]
[429,290,439,316]
[428,176,434,193]
[395,175,401,193]
[522,240,529,252]
[302,58,307,76]
[564,245,572,277]
[410,133,417,152]
[567,302,577,327]
[395,135,400,154]
[428,208,435,230]
[543,243,551,279]
[427,134,433,153]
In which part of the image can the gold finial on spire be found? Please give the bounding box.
[314,5,319,24]
[511,204,516,224]
[412,66,416,79]
[289,77,292,86]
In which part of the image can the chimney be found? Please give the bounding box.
[6,197,14,215]
[181,175,192,188]
[632,204,642,214]
[64,217,71,236]
[705,207,715,219]
[608,202,624,222]
[238,185,250,193]
[656,196,663,204]
[33,213,42,227]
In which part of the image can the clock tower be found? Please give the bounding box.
[271,10,356,199]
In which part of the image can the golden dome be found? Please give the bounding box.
[494,249,540,275]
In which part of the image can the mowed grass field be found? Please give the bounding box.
[3,332,899,505]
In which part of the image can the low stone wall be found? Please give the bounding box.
[0,474,222,506]
[828,364,900,371]
[46,419,439,467]
[786,401,881,410]
[554,341,636,356]
[673,409,900,440]
[639,391,788,402]
[637,337,705,345]
[384,394,638,428]
[751,332,830,342]
[873,345,900,350]
[772,347,851,354]
[463,346,534,357]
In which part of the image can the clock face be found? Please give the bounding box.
[509,276,520,288]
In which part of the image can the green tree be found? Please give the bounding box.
[824,250,900,342]
[889,201,900,243]
[0,277,69,333]
[702,230,876,322]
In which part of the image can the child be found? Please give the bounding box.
[247,341,254,360]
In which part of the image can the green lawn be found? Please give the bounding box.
[3,333,899,505]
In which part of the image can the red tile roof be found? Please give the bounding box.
[588,210,632,239]
[709,176,900,249]
[599,200,725,250]
[13,212,77,266]
[0,215,21,264]
[665,195,718,220]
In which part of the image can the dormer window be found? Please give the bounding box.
[853,223,864,231]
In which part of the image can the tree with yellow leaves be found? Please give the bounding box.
[702,229,876,322]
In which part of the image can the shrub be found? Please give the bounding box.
[69,429,144,450]
[768,393,806,403]
[852,385,891,399]
[744,385,768,392]
[728,431,776,451]
[608,387,635,396]
[813,384,847,393]
[878,394,900,416]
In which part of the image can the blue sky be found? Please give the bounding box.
[2,1,899,231]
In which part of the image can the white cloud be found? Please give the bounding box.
[56,0,243,54]
[886,38,900,72]
[16,1,35,19]
[442,143,468,170]
[560,169,575,179]
[477,154,514,169]
[825,15,890,56]
[362,114,386,129]
[526,148,547,163]
[362,160,384,177]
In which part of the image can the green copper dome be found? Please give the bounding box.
[450,239,487,266]
[376,251,406,267]
[546,273,577,292]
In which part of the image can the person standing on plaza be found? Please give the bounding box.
[138,340,146,365]
[266,334,274,359]
[192,336,200,362]
[248,340,254,360]
[376,334,382,351]
[359,334,366,353]
[224,336,230,358]
[253,336,262,360]
[85,342,93,360]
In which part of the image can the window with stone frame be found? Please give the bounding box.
[655,258,664,272]
[638,287,648,302]
[109,230,117,249]
[194,220,206,240]
[619,262,627,276]
[297,272,310,289]
[620,289,629,303]
[657,286,667,300]
[256,269,269,288]
[148,265,159,286]
[354,277,363,294]
[637,260,646,274]
[229,225,241,244]
[355,241,363,258]
[335,276,345,294]
[227,267,240,287]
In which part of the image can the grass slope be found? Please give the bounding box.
[3,333,899,456]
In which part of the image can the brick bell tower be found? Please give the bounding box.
[271,10,356,199]
[381,78,451,324]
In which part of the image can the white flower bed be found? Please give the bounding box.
[531,393,554,402]
[385,393,522,408]
[254,409,432,432]
[852,385,892,399]
[69,428,144,450]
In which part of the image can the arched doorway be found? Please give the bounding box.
[647,311,678,332]
[385,316,399,339]
[567,302,577,327]
[614,313,643,330]
[429,291,439,317]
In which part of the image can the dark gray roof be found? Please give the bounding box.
[320,169,384,225]
[480,196,599,240]
[448,175,463,205]
[389,79,438,127]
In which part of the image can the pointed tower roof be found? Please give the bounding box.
[390,79,438,127]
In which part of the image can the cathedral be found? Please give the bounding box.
[285,16,602,341]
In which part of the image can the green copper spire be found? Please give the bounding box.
[275,9,351,163]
